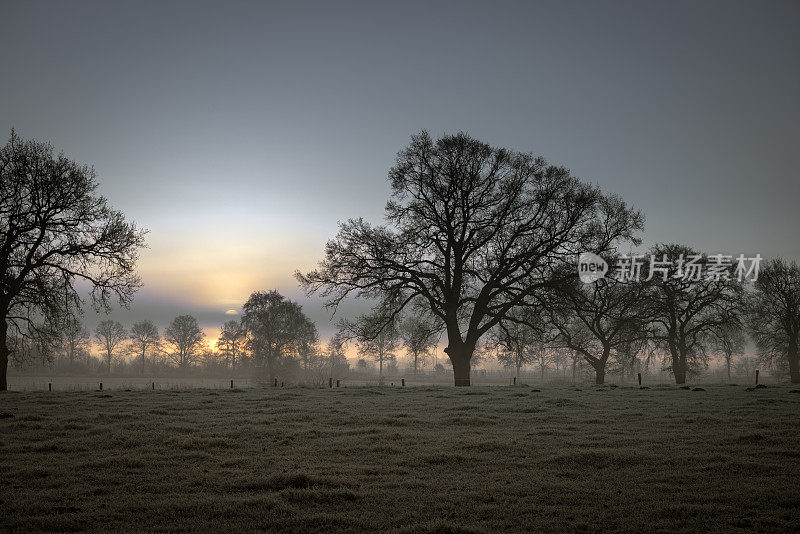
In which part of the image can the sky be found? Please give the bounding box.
[1,0,798,349]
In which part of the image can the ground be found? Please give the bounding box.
[1,384,798,533]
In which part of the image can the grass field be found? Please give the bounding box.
[1,385,799,533]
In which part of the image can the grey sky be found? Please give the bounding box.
[2,0,798,341]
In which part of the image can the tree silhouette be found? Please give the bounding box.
[165,315,204,368]
[240,290,315,381]
[748,258,800,383]
[487,313,543,379]
[541,266,646,385]
[216,320,245,368]
[0,131,146,389]
[298,131,642,385]
[400,314,440,374]
[641,244,744,384]
[130,320,160,375]
[95,320,126,373]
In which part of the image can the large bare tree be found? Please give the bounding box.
[298,131,642,385]
[748,258,800,383]
[0,131,146,390]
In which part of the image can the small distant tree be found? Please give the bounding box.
[487,316,542,379]
[95,320,126,373]
[0,131,146,390]
[400,314,440,374]
[240,290,316,381]
[295,320,320,372]
[130,320,160,375]
[216,320,245,368]
[326,334,350,379]
[60,318,90,368]
[710,321,746,382]
[165,315,204,368]
[347,308,399,378]
[748,258,800,383]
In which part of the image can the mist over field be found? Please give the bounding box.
[2,1,799,533]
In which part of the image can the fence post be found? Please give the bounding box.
[99,382,103,391]
[230,379,234,389]
[273,378,278,387]
[513,377,516,386]
[49,383,52,392]
[637,373,642,386]
[152,382,155,390]
[281,381,284,388]
[329,377,333,388]
[755,369,759,385]
[402,378,405,387]
[336,380,340,388]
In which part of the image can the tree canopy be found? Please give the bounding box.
[298,131,643,385]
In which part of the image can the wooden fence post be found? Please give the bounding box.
[49,383,52,392]
[230,379,234,389]
[273,378,278,387]
[336,380,340,388]
[402,378,405,387]
[99,382,103,391]
[513,377,516,386]
[755,369,759,385]
[637,373,642,386]
[152,382,155,390]
[329,377,333,388]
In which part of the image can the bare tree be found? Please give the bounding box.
[0,131,146,389]
[641,244,744,384]
[216,319,245,368]
[59,317,90,368]
[487,315,542,379]
[400,314,440,374]
[748,258,800,383]
[298,131,643,385]
[542,270,646,385]
[130,320,160,375]
[325,334,350,379]
[710,321,746,382]
[164,315,204,368]
[351,311,399,378]
[95,320,126,373]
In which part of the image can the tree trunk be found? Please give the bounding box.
[673,353,687,384]
[0,319,8,391]
[446,344,472,386]
[669,344,687,384]
[594,364,605,385]
[725,352,731,382]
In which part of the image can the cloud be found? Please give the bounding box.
[225,309,238,315]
